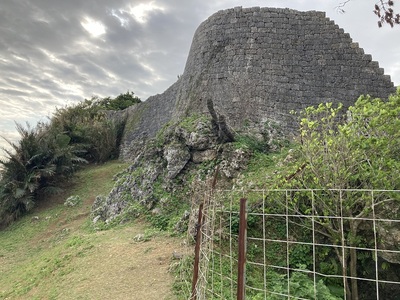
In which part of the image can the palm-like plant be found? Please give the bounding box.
[0,122,87,226]
[0,123,45,220]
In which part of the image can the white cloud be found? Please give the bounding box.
[81,17,106,37]
[126,2,165,24]
[110,9,131,28]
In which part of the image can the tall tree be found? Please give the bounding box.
[282,89,400,300]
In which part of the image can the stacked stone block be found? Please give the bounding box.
[174,7,394,132]
[120,7,395,160]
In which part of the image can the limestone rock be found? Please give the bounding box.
[64,195,82,207]
[174,210,190,233]
[91,194,128,224]
[219,147,250,179]
[187,131,211,150]
[191,149,217,163]
[378,222,400,264]
[163,144,190,179]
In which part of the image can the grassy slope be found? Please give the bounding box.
[0,161,183,300]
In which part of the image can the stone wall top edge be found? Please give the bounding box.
[195,6,330,34]
[207,6,327,20]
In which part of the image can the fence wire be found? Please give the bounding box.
[191,189,400,300]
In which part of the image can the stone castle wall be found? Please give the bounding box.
[120,7,395,160]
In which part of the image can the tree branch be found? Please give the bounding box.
[336,0,399,27]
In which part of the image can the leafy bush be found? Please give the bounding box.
[280,88,400,300]
[0,91,141,227]
[92,91,141,111]
[51,99,128,163]
[250,271,341,300]
[50,91,141,163]
[0,123,87,226]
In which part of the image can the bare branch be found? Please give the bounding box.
[336,0,352,14]
[337,0,399,27]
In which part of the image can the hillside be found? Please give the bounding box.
[1,6,399,300]
[0,161,185,300]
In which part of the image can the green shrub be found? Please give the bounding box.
[0,91,141,226]
[250,270,341,300]
[0,123,86,226]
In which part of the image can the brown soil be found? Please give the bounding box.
[1,162,187,300]
[18,218,185,300]
[55,223,181,300]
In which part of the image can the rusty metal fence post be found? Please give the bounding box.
[191,203,204,300]
[237,198,247,300]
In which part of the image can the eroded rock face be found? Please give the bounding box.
[91,195,128,224]
[163,144,190,179]
[192,149,217,163]
[91,116,252,228]
[219,146,250,179]
[91,154,165,224]
[91,118,220,225]
[187,131,211,150]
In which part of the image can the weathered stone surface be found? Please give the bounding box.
[187,131,211,150]
[191,149,217,163]
[378,222,400,264]
[92,114,248,229]
[163,144,190,179]
[218,146,250,178]
[64,195,82,207]
[119,6,395,161]
[174,210,191,233]
[91,194,128,224]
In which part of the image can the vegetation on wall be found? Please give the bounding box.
[173,89,400,299]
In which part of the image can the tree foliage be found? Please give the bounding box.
[51,91,139,161]
[283,89,400,299]
[374,0,400,27]
[0,91,140,227]
[297,89,400,190]
[92,91,141,111]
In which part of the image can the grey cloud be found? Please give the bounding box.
[0,88,30,97]
[4,78,33,89]
[0,0,399,160]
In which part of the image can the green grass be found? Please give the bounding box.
[0,161,129,299]
[0,160,183,299]
[235,145,295,192]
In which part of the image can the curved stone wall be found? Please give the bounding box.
[174,7,395,130]
[120,7,395,160]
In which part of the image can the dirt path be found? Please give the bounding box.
[1,163,188,300]
[57,223,182,300]
[19,221,185,300]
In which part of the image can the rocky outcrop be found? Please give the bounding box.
[94,7,398,255]
[163,144,190,179]
[90,113,254,226]
[119,6,395,161]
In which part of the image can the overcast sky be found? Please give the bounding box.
[0,0,399,157]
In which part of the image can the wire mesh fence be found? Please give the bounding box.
[190,188,400,300]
